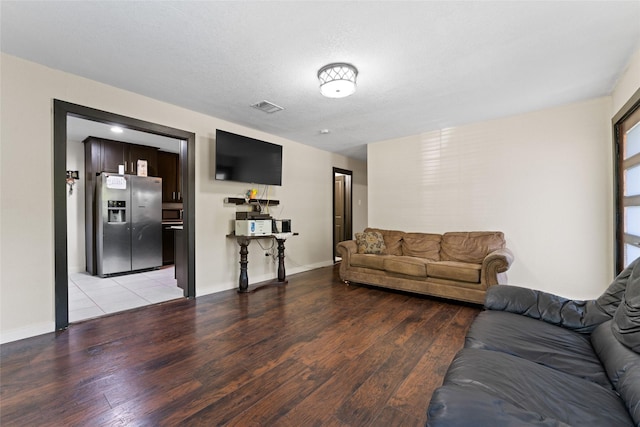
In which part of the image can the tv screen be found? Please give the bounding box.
[215,129,283,186]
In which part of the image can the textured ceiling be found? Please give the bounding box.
[66,116,183,154]
[2,1,639,160]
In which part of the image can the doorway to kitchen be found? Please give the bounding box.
[333,168,353,262]
[53,100,196,330]
[66,117,185,322]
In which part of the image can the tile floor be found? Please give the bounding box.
[68,266,184,323]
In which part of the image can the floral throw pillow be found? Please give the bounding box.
[355,231,387,255]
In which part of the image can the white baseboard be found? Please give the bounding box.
[1,321,56,345]
[67,265,85,274]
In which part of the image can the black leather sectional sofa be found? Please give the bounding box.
[427,257,640,426]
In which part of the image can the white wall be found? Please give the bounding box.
[612,48,640,114]
[0,53,367,343]
[369,97,613,300]
[66,138,85,273]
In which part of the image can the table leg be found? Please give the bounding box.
[276,238,286,282]
[238,237,250,293]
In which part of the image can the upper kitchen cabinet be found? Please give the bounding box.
[129,144,158,176]
[157,151,182,202]
[99,139,126,173]
[84,137,158,176]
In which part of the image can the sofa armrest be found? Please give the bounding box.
[336,240,357,268]
[336,240,357,282]
[480,248,514,287]
[485,285,612,333]
[336,240,356,259]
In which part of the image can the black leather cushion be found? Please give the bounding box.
[429,385,574,427]
[427,348,634,427]
[596,257,640,316]
[466,310,611,388]
[592,320,640,425]
[484,257,640,333]
[612,258,640,353]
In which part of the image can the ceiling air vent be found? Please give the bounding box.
[250,100,284,114]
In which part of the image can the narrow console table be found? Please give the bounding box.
[227,232,298,293]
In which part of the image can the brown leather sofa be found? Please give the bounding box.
[336,228,514,304]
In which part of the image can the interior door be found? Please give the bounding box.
[333,168,353,261]
[335,175,346,246]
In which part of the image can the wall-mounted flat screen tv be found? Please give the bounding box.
[215,129,283,186]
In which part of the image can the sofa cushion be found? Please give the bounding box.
[429,385,581,427]
[427,261,481,283]
[383,256,427,277]
[441,231,505,263]
[466,310,612,388]
[433,348,634,426]
[592,320,640,425]
[596,257,640,317]
[365,228,404,256]
[355,231,386,254]
[350,253,386,270]
[485,284,614,334]
[612,258,640,353]
[401,232,441,261]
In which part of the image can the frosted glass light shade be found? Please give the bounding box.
[318,63,358,98]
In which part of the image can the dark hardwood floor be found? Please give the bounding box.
[0,265,480,426]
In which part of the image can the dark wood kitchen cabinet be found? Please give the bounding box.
[129,144,158,176]
[162,225,175,265]
[99,139,126,173]
[85,136,158,176]
[157,151,182,202]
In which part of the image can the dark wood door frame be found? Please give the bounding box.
[333,167,353,262]
[53,100,196,330]
[612,88,640,274]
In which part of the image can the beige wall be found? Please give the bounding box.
[366,48,640,300]
[66,137,86,273]
[368,98,613,300]
[2,47,638,342]
[0,53,367,343]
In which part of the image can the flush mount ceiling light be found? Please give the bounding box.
[318,63,358,98]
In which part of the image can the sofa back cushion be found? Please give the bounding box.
[591,320,640,425]
[365,228,404,256]
[612,258,640,353]
[441,231,505,263]
[595,257,640,317]
[402,232,441,261]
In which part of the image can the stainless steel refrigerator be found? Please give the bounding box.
[96,173,162,277]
